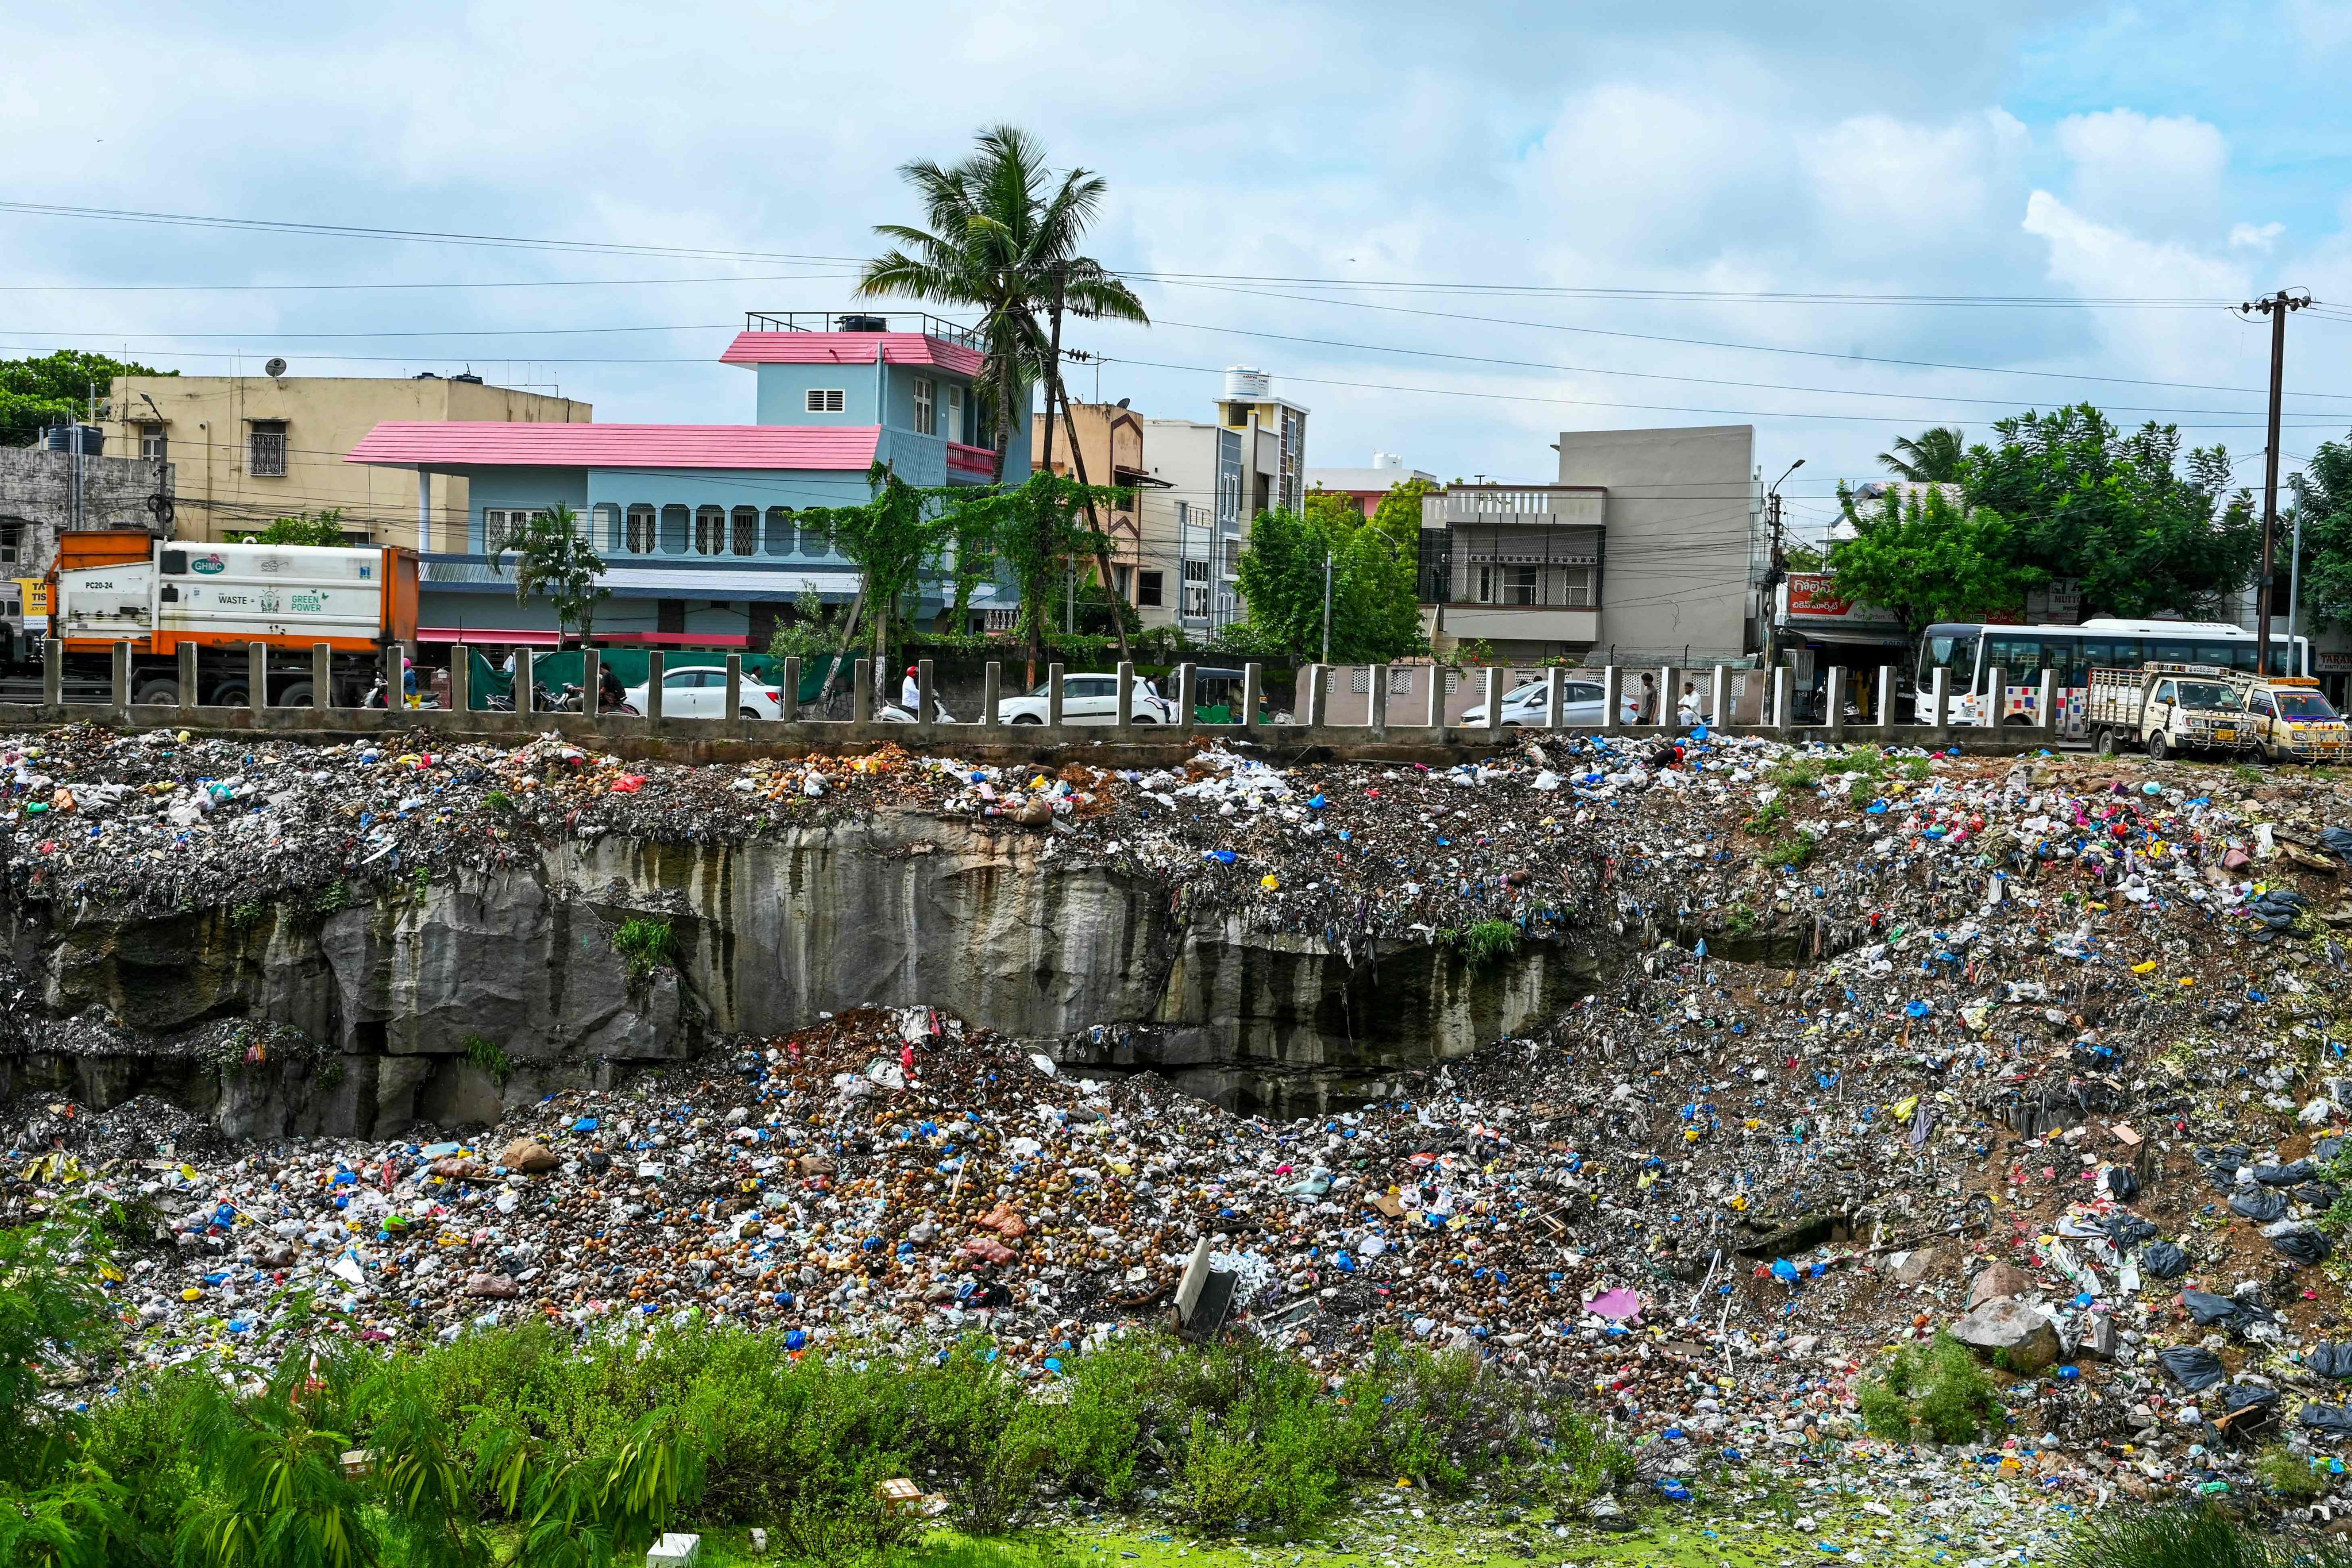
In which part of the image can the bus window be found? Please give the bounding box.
[1987,635,2044,678]
[2267,642,2295,677]
[2196,640,2254,673]
[2148,639,2193,666]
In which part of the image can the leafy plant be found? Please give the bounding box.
[462,1034,513,1087]
[1439,919,1521,969]
[234,510,349,549]
[2059,1505,2277,1568]
[612,918,674,984]
[1854,1334,2003,1444]
[1741,797,1789,836]
[492,503,609,646]
[1759,833,1817,872]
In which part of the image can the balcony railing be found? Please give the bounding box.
[743,311,984,352]
[1426,485,1604,525]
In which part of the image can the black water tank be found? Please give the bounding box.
[39,424,103,455]
[839,314,887,333]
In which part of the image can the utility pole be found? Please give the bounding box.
[1320,549,1334,663]
[1761,458,1805,674]
[2244,288,2311,673]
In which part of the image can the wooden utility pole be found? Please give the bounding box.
[2247,287,2311,671]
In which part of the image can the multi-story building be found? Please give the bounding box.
[1127,370,1306,635]
[1418,424,1763,665]
[99,372,590,551]
[1305,451,1436,516]
[346,312,1025,649]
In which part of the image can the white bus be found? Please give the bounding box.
[1911,619,2310,736]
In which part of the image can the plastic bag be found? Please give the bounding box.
[2159,1346,2226,1391]
[2140,1240,2188,1279]
[2229,1188,2288,1223]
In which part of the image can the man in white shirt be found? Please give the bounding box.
[900,665,921,711]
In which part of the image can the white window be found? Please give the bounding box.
[1181,558,1210,617]
[946,383,965,442]
[694,505,727,556]
[805,388,845,413]
[139,425,167,460]
[248,422,287,477]
[484,508,546,553]
[625,504,657,553]
[912,377,936,436]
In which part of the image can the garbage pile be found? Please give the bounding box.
[14,718,2352,1509]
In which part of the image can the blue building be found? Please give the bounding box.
[345,311,1028,649]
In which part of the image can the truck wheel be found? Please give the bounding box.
[277,682,313,709]
[133,681,179,707]
[2146,731,2169,762]
[2094,727,2116,758]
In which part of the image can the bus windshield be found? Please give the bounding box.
[1915,627,1979,688]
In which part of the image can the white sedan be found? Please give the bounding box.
[1459,676,1640,727]
[998,673,1180,725]
[620,664,786,719]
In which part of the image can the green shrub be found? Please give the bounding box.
[1741,796,1789,836]
[464,1033,513,1086]
[2257,1443,2330,1501]
[1440,919,1521,969]
[1854,1334,2003,1445]
[612,917,675,983]
[1759,833,1817,871]
[2059,1505,2276,1568]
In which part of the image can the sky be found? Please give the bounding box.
[7,1,2352,545]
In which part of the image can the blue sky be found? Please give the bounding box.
[6,0,2352,544]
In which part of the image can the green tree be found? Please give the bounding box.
[944,470,1129,675]
[856,123,1149,677]
[1366,476,1440,558]
[1959,404,2256,619]
[1876,426,1966,482]
[1229,506,1424,663]
[795,462,982,682]
[235,510,349,548]
[492,505,609,646]
[1826,486,2041,636]
[0,351,173,447]
[0,1207,138,1565]
[2289,433,2352,631]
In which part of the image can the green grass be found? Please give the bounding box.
[1758,833,1817,872]
[613,916,675,983]
[1440,919,1522,970]
[463,1033,513,1086]
[1740,797,1789,836]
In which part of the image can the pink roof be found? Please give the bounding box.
[720,331,984,378]
[346,422,882,471]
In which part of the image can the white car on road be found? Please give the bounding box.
[1459,675,1641,727]
[620,664,786,720]
[998,673,1180,725]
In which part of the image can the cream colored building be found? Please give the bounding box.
[100,373,589,551]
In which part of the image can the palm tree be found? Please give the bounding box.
[1877,427,1967,483]
[857,124,1148,481]
[858,125,1149,674]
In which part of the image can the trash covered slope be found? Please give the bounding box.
[17,722,2352,1505]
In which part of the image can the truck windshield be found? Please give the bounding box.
[2175,681,2240,709]
[2277,691,2338,720]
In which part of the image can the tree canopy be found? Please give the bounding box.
[1226,505,1424,664]
[1825,486,2041,636]
[1876,427,1965,483]
[1,351,174,447]
[2288,435,2352,632]
[492,505,610,645]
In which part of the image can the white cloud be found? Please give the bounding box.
[2230,221,2286,250]
[2054,109,2227,239]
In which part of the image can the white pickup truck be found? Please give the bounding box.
[2083,663,2256,761]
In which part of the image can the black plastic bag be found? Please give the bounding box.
[2307,1403,2352,1435]
[2104,1167,2141,1202]
[2184,1290,2250,1327]
[2230,1188,2288,1223]
[2160,1346,2226,1391]
[2307,1343,2352,1380]
[2270,1225,2333,1265]
[2142,1241,2189,1279]
[2255,1160,2316,1186]
[2106,1212,2157,1249]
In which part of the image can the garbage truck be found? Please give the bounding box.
[2082,662,2256,761]
[44,530,419,706]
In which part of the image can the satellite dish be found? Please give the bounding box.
[264,357,287,378]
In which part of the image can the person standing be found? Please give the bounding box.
[1636,673,1658,725]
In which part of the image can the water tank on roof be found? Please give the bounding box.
[1372,451,1403,471]
[839,314,889,333]
[40,424,103,455]
[1222,366,1270,401]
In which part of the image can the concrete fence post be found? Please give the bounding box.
[1046,664,1064,728]
[1370,663,1391,733]
[848,655,867,725]
[1876,666,1897,733]
[778,655,798,724]
[1482,667,1504,737]
[1656,665,1676,729]
[248,643,267,719]
[918,658,936,730]
[111,640,130,713]
[41,638,61,709]
[447,646,467,715]
[1426,665,1445,728]
[1297,664,1323,728]
[1241,663,1261,728]
[647,650,668,722]
[1115,660,1134,727]
[582,648,603,720]
[1984,665,2007,731]
[381,643,400,713]
[980,661,999,727]
[2038,669,2058,741]
[1770,666,1791,734]
[517,651,535,717]
[1709,665,1729,729]
[1928,666,1949,740]
[1824,666,1845,739]
[178,642,198,712]
[724,653,744,723]
[316,642,337,709]
[1175,662,1195,731]
[1601,665,1623,734]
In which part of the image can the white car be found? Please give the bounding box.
[1459,676,1640,727]
[998,673,1179,725]
[620,664,786,720]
